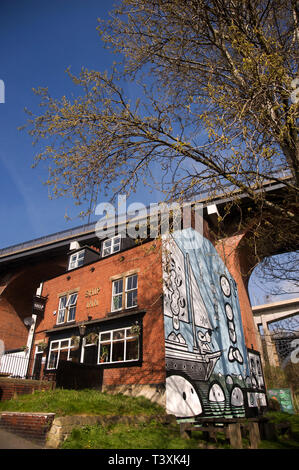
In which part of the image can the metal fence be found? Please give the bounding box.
[0,353,31,378]
[0,221,97,257]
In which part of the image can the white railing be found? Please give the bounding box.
[0,352,30,378]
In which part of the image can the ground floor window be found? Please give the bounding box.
[32,345,44,380]
[98,326,139,364]
[81,333,98,365]
[47,337,77,369]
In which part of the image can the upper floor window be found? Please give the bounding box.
[126,274,138,309]
[68,250,85,270]
[112,279,123,311]
[111,274,138,312]
[102,236,121,257]
[57,292,78,324]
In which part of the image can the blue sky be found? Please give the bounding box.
[0,0,113,246]
[0,0,162,247]
[0,1,296,306]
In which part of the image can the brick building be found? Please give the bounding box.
[31,238,166,403]
[0,200,269,418]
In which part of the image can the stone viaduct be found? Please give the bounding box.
[0,179,294,358]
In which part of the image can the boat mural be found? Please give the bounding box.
[163,228,267,419]
[165,252,222,382]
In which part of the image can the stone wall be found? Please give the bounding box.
[46,413,176,448]
[0,410,176,448]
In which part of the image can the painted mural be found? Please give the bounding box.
[246,349,267,409]
[163,229,267,419]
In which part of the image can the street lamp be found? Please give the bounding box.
[79,324,86,337]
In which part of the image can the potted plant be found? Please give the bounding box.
[85,332,98,344]
[38,341,48,351]
[100,346,109,363]
[130,322,141,336]
[71,335,80,349]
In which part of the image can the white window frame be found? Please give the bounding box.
[56,292,78,325]
[111,274,138,312]
[97,326,139,365]
[66,293,78,322]
[125,274,138,309]
[81,334,98,364]
[32,345,44,378]
[47,338,76,370]
[57,295,67,324]
[111,278,124,312]
[68,250,85,270]
[102,235,121,257]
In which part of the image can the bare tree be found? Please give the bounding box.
[24,1,299,286]
[254,251,299,299]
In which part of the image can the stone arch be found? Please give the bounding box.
[214,215,298,354]
[0,259,66,351]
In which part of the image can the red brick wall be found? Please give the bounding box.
[33,240,166,387]
[0,411,55,445]
[0,258,67,351]
[0,377,54,402]
[0,297,28,351]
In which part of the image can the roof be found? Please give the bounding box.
[0,176,291,271]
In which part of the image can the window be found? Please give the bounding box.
[98,326,139,364]
[112,279,123,311]
[68,250,85,270]
[57,296,67,324]
[125,274,138,308]
[32,345,44,380]
[111,274,138,312]
[81,334,98,365]
[47,337,77,370]
[57,292,78,324]
[102,236,121,257]
[66,293,78,322]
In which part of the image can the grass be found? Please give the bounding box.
[61,421,204,449]
[0,388,164,416]
[0,388,206,449]
[258,411,299,449]
[1,389,299,449]
[61,423,250,449]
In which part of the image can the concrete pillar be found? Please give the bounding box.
[261,316,279,367]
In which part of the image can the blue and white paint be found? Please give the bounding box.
[163,228,266,418]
